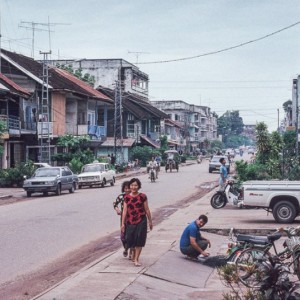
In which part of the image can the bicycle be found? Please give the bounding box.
[233,226,300,288]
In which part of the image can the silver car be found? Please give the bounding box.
[23,166,78,197]
[209,155,230,174]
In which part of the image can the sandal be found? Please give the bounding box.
[123,250,128,257]
[134,262,142,267]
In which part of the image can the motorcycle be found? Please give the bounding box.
[210,179,243,209]
[149,166,156,182]
[197,155,203,164]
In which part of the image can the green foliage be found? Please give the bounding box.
[0,161,36,187]
[52,135,95,168]
[56,64,95,86]
[67,158,84,174]
[159,135,168,152]
[130,146,160,166]
[0,120,6,155]
[218,111,244,147]
[235,160,271,182]
[217,264,264,300]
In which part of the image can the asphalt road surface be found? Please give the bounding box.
[0,159,222,297]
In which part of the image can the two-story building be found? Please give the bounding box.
[0,49,113,167]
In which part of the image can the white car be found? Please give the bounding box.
[77,163,116,189]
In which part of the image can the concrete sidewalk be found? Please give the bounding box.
[30,176,285,300]
[32,189,231,300]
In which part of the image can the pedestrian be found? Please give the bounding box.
[121,178,153,267]
[219,157,228,191]
[179,214,211,260]
[111,153,116,166]
[113,181,131,257]
[107,154,111,164]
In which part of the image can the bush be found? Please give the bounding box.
[235,160,271,182]
[0,161,36,187]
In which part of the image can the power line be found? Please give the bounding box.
[138,20,300,64]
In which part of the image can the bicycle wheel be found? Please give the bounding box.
[235,248,271,288]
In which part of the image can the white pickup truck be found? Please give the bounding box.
[242,180,300,224]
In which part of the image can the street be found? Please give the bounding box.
[0,160,217,294]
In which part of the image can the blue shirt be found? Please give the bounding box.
[219,165,228,184]
[180,221,202,249]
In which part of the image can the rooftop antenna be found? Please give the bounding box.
[128,51,150,64]
[19,20,70,58]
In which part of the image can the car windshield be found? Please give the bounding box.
[35,168,60,177]
[82,165,105,172]
[211,156,229,163]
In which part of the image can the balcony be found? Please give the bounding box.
[66,123,106,140]
[38,122,53,137]
[0,115,21,136]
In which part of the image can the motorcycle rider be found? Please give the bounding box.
[147,157,158,179]
[219,157,228,191]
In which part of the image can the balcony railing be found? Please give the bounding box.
[66,123,106,140]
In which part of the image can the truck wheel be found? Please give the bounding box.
[273,201,297,223]
[210,193,227,209]
[209,168,212,173]
[27,191,32,197]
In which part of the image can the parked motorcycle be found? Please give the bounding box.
[210,180,243,209]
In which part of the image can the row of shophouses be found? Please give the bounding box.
[0,48,217,168]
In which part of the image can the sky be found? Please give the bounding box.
[1,0,300,132]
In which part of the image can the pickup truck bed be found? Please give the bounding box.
[242,180,300,223]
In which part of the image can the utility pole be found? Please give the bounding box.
[39,51,51,164]
[277,108,279,131]
[114,68,124,165]
[294,78,299,159]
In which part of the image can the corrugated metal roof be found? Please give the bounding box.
[100,137,136,147]
[52,68,112,102]
[1,49,112,102]
[0,73,31,97]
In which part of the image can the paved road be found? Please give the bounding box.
[0,160,218,285]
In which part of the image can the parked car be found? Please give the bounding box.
[248,148,255,154]
[77,162,116,189]
[209,155,230,174]
[23,166,78,197]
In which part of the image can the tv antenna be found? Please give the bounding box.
[128,51,150,64]
[19,18,70,58]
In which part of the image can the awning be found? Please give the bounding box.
[100,137,136,147]
[140,135,160,148]
[168,140,181,146]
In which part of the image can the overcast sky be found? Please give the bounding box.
[1,0,300,132]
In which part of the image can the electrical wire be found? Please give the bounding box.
[137,20,300,64]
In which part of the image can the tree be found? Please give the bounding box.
[255,122,271,164]
[56,64,96,87]
[217,111,245,147]
[51,135,95,173]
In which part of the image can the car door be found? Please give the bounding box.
[64,167,74,190]
[105,164,112,181]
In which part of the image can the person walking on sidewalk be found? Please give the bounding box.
[121,178,153,267]
[113,181,131,257]
[180,214,211,259]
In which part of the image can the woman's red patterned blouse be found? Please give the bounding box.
[124,193,147,225]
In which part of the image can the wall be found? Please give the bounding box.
[52,92,66,136]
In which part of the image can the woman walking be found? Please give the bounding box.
[113,181,131,257]
[121,178,153,266]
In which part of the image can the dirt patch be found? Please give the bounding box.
[0,180,217,300]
